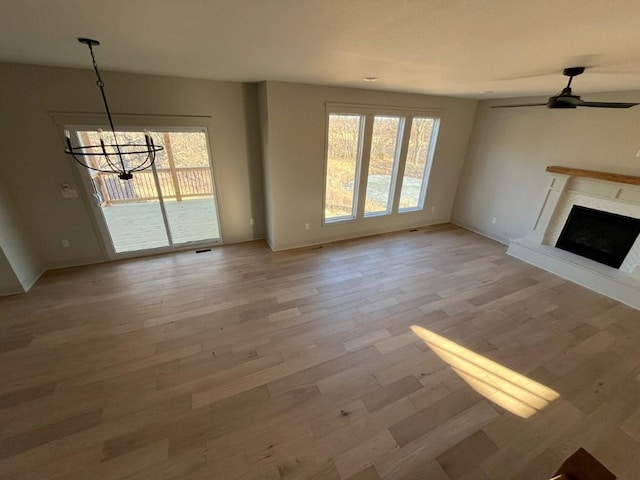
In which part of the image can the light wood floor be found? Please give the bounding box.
[1,224,639,479]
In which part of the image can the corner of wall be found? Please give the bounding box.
[17,262,45,292]
[450,218,510,246]
[451,100,482,220]
[0,177,44,293]
[256,81,275,249]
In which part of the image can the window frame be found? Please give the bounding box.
[397,116,441,213]
[322,103,443,225]
[363,115,405,218]
[322,112,366,223]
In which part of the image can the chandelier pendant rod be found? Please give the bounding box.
[86,42,128,175]
[64,38,163,180]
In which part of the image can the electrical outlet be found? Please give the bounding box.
[61,239,70,248]
[636,148,640,158]
[304,223,310,230]
[491,217,497,225]
[431,206,436,213]
[249,218,254,226]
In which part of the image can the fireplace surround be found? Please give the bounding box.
[507,166,640,310]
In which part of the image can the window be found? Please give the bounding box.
[324,114,363,221]
[399,117,437,211]
[364,116,402,216]
[323,108,440,223]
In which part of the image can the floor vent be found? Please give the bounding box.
[310,245,323,250]
[195,248,212,254]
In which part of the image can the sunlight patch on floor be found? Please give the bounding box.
[411,325,560,418]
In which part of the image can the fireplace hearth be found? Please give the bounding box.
[556,205,640,269]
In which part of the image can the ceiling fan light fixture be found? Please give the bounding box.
[63,38,163,180]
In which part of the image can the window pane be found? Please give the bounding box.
[77,130,170,253]
[364,116,401,216]
[152,131,220,245]
[324,114,362,221]
[399,117,436,211]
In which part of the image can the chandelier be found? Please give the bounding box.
[64,38,163,180]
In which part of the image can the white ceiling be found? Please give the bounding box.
[2,0,640,99]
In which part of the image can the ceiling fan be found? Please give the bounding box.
[492,67,639,109]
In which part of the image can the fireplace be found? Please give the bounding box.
[506,166,640,310]
[556,205,640,269]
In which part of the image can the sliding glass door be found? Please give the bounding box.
[73,127,221,256]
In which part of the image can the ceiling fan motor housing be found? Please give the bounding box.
[548,97,577,108]
[562,66,585,77]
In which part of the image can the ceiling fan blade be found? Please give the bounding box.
[583,69,640,75]
[578,101,639,108]
[491,103,548,109]
[496,72,555,81]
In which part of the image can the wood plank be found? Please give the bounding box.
[192,344,346,408]
[361,375,422,413]
[546,165,640,186]
[436,430,498,479]
[333,429,398,479]
[0,409,102,459]
[390,388,482,447]
[375,401,500,478]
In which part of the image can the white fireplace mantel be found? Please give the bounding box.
[507,166,640,310]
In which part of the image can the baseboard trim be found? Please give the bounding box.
[222,233,265,245]
[43,255,106,272]
[0,287,25,296]
[270,218,451,252]
[450,219,510,245]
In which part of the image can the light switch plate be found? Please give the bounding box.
[61,184,78,198]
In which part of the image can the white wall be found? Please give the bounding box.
[0,177,41,294]
[259,82,478,251]
[0,62,264,274]
[453,91,640,244]
[0,249,21,295]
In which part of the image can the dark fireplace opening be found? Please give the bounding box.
[555,205,640,268]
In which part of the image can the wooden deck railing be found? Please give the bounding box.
[95,167,213,205]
